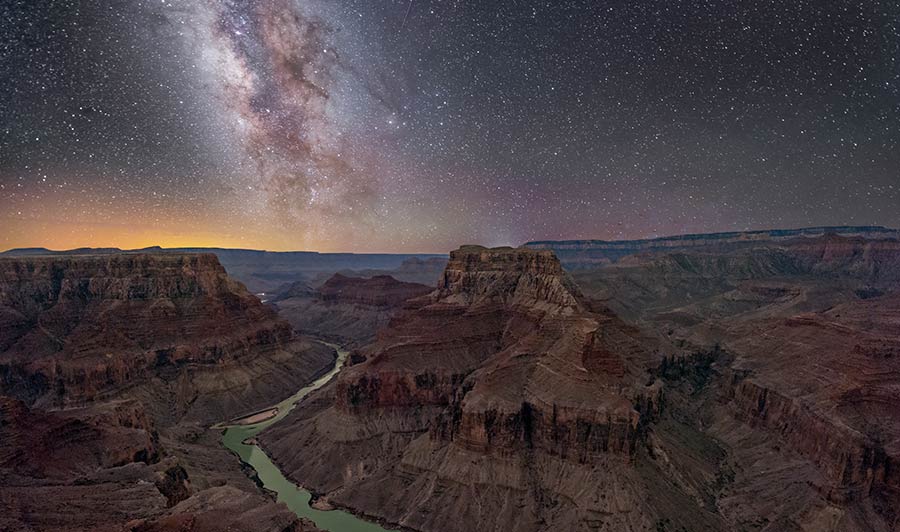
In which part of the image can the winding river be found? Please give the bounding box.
[219,343,392,531]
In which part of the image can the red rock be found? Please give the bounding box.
[318,273,433,307]
[275,273,432,347]
[0,253,336,532]
[262,246,671,532]
[263,238,900,532]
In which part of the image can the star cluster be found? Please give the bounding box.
[1,0,898,251]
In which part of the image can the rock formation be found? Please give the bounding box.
[0,247,444,293]
[263,246,674,531]
[275,273,432,348]
[4,232,899,532]
[0,253,332,531]
[526,225,900,268]
[570,234,900,531]
[262,240,900,532]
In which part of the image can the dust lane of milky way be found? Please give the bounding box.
[1,0,899,252]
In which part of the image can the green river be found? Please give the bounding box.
[219,343,392,531]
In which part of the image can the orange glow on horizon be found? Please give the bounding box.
[0,216,448,254]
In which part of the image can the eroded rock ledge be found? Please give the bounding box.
[0,253,333,531]
[263,243,900,532]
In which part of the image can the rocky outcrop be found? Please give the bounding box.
[0,253,331,418]
[275,274,432,348]
[130,485,325,532]
[262,246,671,531]
[263,237,900,532]
[0,253,337,531]
[391,256,448,285]
[319,274,433,307]
[313,257,450,288]
[563,233,900,531]
[0,396,158,478]
[727,375,898,506]
[713,294,900,522]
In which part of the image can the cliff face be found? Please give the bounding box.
[263,246,675,531]
[718,294,900,515]
[332,246,650,424]
[275,273,433,348]
[568,234,900,531]
[0,253,334,532]
[263,239,900,532]
[0,253,299,409]
[526,225,900,268]
[0,396,158,479]
[435,245,585,308]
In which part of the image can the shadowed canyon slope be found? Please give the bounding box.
[0,253,330,532]
[560,233,900,531]
[274,273,434,348]
[263,239,900,532]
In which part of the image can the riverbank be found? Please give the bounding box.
[218,342,397,532]
[233,407,279,425]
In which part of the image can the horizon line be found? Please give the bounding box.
[3,224,897,256]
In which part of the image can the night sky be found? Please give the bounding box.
[1,0,898,252]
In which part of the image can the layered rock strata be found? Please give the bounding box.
[0,253,333,531]
[263,246,669,531]
[263,240,900,532]
[526,225,900,267]
[275,273,432,348]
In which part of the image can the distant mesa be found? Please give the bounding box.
[274,272,433,348]
[525,225,900,267]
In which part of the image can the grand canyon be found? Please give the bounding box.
[4,1,898,530]
[1,226,898,531]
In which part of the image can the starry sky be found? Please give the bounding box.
[1,0,899,252]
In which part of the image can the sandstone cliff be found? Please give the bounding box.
[0,253,334,531]
[263,241,900,532]
[275,273,432,348]
[0,253,334,421]
[263,246,676,531]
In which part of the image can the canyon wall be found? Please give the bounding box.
[263,240,900,532]
[275,273,433,348]
[0,253,332,531]
[526,225,900,268]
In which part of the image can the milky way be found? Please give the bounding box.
[187,0,380,236]
[1,0,899,252]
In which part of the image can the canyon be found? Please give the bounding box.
[262,235,900,532]
[273,273,434,348]
[0,253,332,531]
[526,225,900,268]
[0,247,444,293]
[1,228,898,532]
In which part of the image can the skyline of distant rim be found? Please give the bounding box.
[4,224,896,256]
